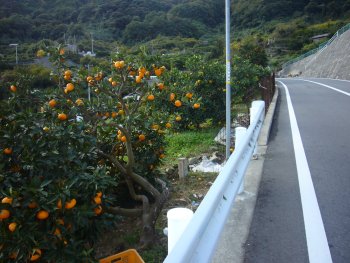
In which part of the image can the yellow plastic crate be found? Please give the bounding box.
[99,249,145,263]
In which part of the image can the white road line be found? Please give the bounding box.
[278,80,333,263]
[300,79,350,96]
[309,78,350,83]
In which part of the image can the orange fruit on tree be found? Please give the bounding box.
[151,124,159,130]
[57,199,62,209]
[48,99,57,108]
[86,76,93,82]
[165,123,172,129]
[65,198,76,209]
[139,134,146,141]
[64,70,72,77]
[193,103,200,109]
[59,48,65,55]
[2,197,13,204]
[120,136,127,143]
[147,94,155,101]
[54,227,61,236]
[56,218,64,225]
[30,248,42,262]
[111,112,117,118]
[94,196,102,205]
[58,113,67,121]
[66,83,74,92]
[174,100,182,107]
[96,191,103,198]
[36,210,49,220]
[114,60,125,69]
[3,148,12,155]
[186,92,193,99]
[118,109,125,116]
[64,75,71,81]
[157,83,165,90]
[94,205,103,215]
[10,85,17,92]
[138,71,145,79]
[169,93,175,101]
[28,201,38,209]
[9,251,18,259]
[0,209,10,219]
[43,126,50,132]
[8,222,17,232]
[75,98,84,106]
[135,75,142,83]
[111,81,118,87]
[139,67,147,75]
[175,116,182,121]
[159,153,165,159]
[154,68,162,77]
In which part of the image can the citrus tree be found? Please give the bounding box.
[231,55,270,112]
[0,47,200,261]
[152,55,224,129]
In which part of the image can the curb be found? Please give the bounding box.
[211,86,279,263]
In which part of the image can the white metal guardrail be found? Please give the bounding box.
[163,101,265,263]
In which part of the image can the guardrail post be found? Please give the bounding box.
[167,208,193,254]
[235,127,247,194]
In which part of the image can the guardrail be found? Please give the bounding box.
[282,22,350,68]
[163,101,265,263]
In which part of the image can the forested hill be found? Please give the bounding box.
[0,0,225,43]
[1,0,349,44]
[232,0,350,28]
[0,0,349,68]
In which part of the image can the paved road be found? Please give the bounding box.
[244,78,350,263]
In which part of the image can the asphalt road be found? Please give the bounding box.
[244,78,350,263]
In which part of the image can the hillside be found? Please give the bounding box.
[279,24,350,79]
[0,0,350,68]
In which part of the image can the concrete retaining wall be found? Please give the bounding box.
[280,29,350,80]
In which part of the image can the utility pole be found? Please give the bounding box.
[225,0,231,160]
[9,43,18,65]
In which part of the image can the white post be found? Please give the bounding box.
[235,127,247,194]
[167,208,193,254]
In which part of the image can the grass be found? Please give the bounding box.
[163,127,223,167]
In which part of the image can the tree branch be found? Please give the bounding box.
[98,150,127,174]
[130,172,161,198]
